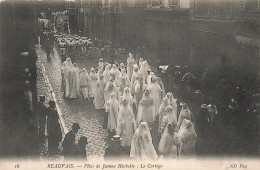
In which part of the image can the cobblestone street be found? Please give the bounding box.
[36,45,131,161]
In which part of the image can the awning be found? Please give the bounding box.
[235,35,260,47]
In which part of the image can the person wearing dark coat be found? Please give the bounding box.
[70,136,88,159]
[62,123,80,159]
[195,104,209,156]
[47,100,62,155]
[37,95,47,140]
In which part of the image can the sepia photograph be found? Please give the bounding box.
[0,0,259,169]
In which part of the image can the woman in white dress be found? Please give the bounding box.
[149,78,162,121]
[110,64,120,81]
[178,119,197,158]
[116,99,137,147]
[118,77,129,96]
[177,103,194,131]
[130,122,158,160]
[79,68,89,100]
[97,58,104,74]
[156,77,166,102]
[73,63,80,75]
[119,68,130,86]
[110,73,119,88]
[147,72,156,85]
[88,68,98,98]
[139,60,150,85]
[158,97,170,134]
[65,58,73,98]
[103,65,111,83]
[165,92,178,119]
[136,88,154,130]
[121,87,136,113]
[94,75,106,109]
[158,123,180,159]
[166,92,177,108]
[104,80,119,107]
[127,53,136,79]
[106,92,120,133]
[160,105,178,136]
[68,62,79,99]
[131,65,139,94]
[138,57,143,68]
[133,76,144,111]
[61,61,68,97]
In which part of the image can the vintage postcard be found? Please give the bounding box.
[0,0,259,170]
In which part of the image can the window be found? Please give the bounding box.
[245,0,260,12]
[241,0,246,11]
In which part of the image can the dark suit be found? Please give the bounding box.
[37,102,47,138]
[70,143,87,159]
[62,130,76,158]
[46,108,62,155]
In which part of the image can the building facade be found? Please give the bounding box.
[0,0,39,158]
[68,0,260,73]
[188,0,260,74]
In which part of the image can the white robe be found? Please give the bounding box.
[106,97,120,132]
[158,102,168,133]
[110,67,120,81]
[88,73,98,97]
[160,111,178,135]
[65,59,74,97]
[130,70,139,94]
[94,79,106,109]
[177,107,193,131]
[130,122,158,160]
[158,129,180,159]
[68,67,79,99]
[136,96,154,127]
[119,73,130,86]
[178,119,197,158]
[149,83,162,121]
[127,58,136,79]
[133,80,144,110]
[121,88,136,113]
[79,71,89,100]
[103,66,111,83]
[104,83,119,108]
[147,73,156,85]
[116,104,137,147]
[139,62,149,85]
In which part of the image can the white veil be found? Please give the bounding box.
[177,103,193,130]
[130,122,158,160]
[178,119,197,158]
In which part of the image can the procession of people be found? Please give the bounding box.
[53,48,227,160]
[36,24,259,160]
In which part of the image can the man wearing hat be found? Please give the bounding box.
[37,95,47,140]
[46,100,62,155]
[62,123,80,158]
